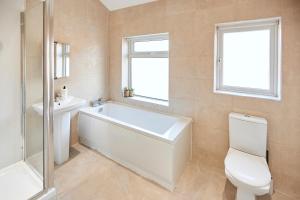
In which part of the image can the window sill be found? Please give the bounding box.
[125,96,169,107]
[214,89,281,101]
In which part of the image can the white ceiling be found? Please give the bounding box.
[100,0,157,11]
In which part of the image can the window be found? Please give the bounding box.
[214,18,281,100]
[127,33,169,101]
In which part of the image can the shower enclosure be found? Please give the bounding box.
[0,0,55,199]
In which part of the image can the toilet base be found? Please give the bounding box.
[236,188,256,200]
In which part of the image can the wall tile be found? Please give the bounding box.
[54,0,109,144]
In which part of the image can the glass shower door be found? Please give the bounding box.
[0,0,44,199]
[24,0,44,178]
[0,0,54,199]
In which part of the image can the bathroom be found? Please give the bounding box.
[0,0,299,199]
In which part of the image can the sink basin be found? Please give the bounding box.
[32,96,86,116]
[32,96,87,165]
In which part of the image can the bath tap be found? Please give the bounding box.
[91,98,105,107]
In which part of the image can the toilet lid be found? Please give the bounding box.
[225,148,271,188]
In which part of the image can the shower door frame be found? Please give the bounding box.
[21,0,55,199]
[42,0,55,194]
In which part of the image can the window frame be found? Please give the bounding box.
[127,33,169,102]
[214,17,281,100]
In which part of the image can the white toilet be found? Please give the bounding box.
[225,113,272,200]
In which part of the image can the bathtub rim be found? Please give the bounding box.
[79,101,192,145]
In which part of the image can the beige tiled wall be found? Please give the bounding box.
[109,0,300,199]
[53,0,109,144]
[0,0,23,169]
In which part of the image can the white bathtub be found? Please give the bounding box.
[78,102,192,190]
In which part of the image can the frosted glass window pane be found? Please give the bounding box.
[134,40,169,52]
[223,30,270,90]
[131,58,168,100]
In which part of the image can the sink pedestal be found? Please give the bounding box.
[32,96,87,165]
[53,112,71,165]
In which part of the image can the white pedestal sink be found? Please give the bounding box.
[32,96,87,165]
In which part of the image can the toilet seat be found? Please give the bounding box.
[225,148,271,188]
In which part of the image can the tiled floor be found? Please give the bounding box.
[54,144,293,200]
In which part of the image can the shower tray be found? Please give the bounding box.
[0,161,43,200]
